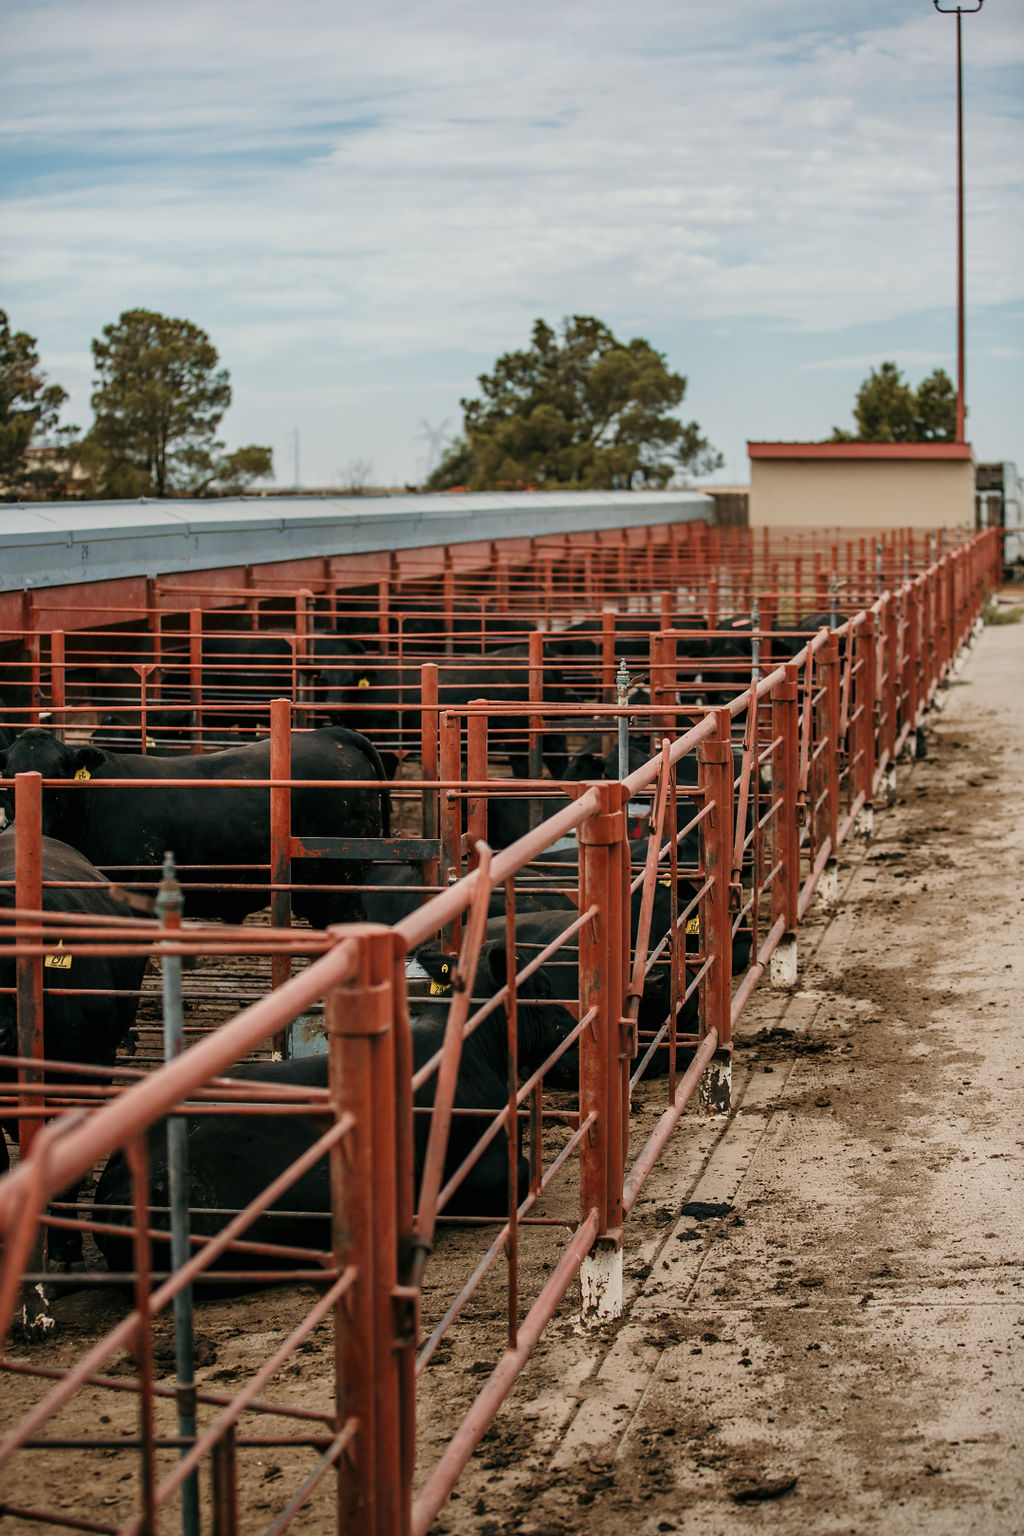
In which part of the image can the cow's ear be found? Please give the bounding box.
[566,754,603,782]
[70,745,107,776]
[481,940,507,990]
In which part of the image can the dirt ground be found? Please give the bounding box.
[2,600,1022,1533]
[426,599,1024,1536]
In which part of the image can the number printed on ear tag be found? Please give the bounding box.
[45,940,72,970]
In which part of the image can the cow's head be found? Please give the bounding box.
[306,636,377,714]
[0,729,108,837]
[478,938,580,1089]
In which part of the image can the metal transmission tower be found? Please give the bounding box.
[933,0,983,445]
[416,418,451,480]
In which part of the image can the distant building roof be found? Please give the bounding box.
[748,441,973,461]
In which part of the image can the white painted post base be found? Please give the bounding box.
[770,933,798,988]
[881,766,897,806]
[699,1053,732,1116]
[579,1240,623,1327]
[817,859,840,909]
[855,802,874,839]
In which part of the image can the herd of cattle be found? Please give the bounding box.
[0,597,840,1281]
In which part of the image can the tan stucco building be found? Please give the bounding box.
[748,441,974,529]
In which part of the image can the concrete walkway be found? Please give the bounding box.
[440,601,1024,1536]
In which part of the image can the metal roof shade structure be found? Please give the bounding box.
[0,490,710,597]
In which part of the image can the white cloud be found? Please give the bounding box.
[800,352,948,374]
[2,0,1022,481]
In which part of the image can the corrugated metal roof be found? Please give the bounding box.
[0,490,710,594]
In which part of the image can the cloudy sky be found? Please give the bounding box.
[3,0,1022,489]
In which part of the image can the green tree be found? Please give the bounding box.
[913,368,957,441]
[832,361,957,444]
[0,309,75,497]
[87,309,272,496]
[426,316,722,491]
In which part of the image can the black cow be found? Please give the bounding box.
[93,988,577,1284]
[0,726,390,929]
[547,614,710,664]
[772,610,851,660]
[313,645,579,778]
[156,630,369,741]
[418,889,692,1048]
[0,830,149,1265]
[357,860,575,926]
[91,712,191,755]
[563,737,655,783]
[316,598,537,655]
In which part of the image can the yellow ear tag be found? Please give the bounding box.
[429,979,452,996]
[357,677,370,689]
[45,940,72,970]
[657,875,672,888]
[685,916,700,936]
[74,767,91,781]
[145,736,156,748]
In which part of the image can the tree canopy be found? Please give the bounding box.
[832,361,957,444]
[427,316,722,491]
[86,309,272,497]
[0,309,74,497]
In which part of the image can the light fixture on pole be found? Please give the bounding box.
[932,0,983,445]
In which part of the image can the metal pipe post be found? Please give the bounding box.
[578,782,628,1324]
[699,708,734,1111]
[616,659,630,779]
[15,772,44,1160]
[328,926,409,1536]
[156,853,200,1536]
[269,699,293,1040]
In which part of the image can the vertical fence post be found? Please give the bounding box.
[327,926,409,1536]
[817,634,841,903]
[188,608,203,749]
[853,613,877,831]
[438,710,462,951]
[698,709,733,1110]
[210,1424,239,1536]
[882,596,899,770]
[769,667,799,987]
[15,772,44,1163]
[905,582,921,735]
[600,610,616,702]
[49,631,65,740]
[269,699,292,1054]
[527,629,543,788]
[155,853,200,1536]
[466,713,488,870]
[24,630,41,726]
[650,630,677,746]
[420,663,440,900]
[442,548,455,654]
[578,782,628,1325]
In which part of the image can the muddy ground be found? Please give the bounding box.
[1,603,1021,1533]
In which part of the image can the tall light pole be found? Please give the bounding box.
[933,0,983,444]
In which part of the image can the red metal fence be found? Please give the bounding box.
[0,525,999,1533]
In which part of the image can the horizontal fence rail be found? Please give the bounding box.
[0,524,999,1534]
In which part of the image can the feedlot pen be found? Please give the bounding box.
[0,520,1001,1535]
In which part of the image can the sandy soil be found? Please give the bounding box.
[2,603,1021,1534]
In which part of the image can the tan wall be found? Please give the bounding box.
[749,459,975,529]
